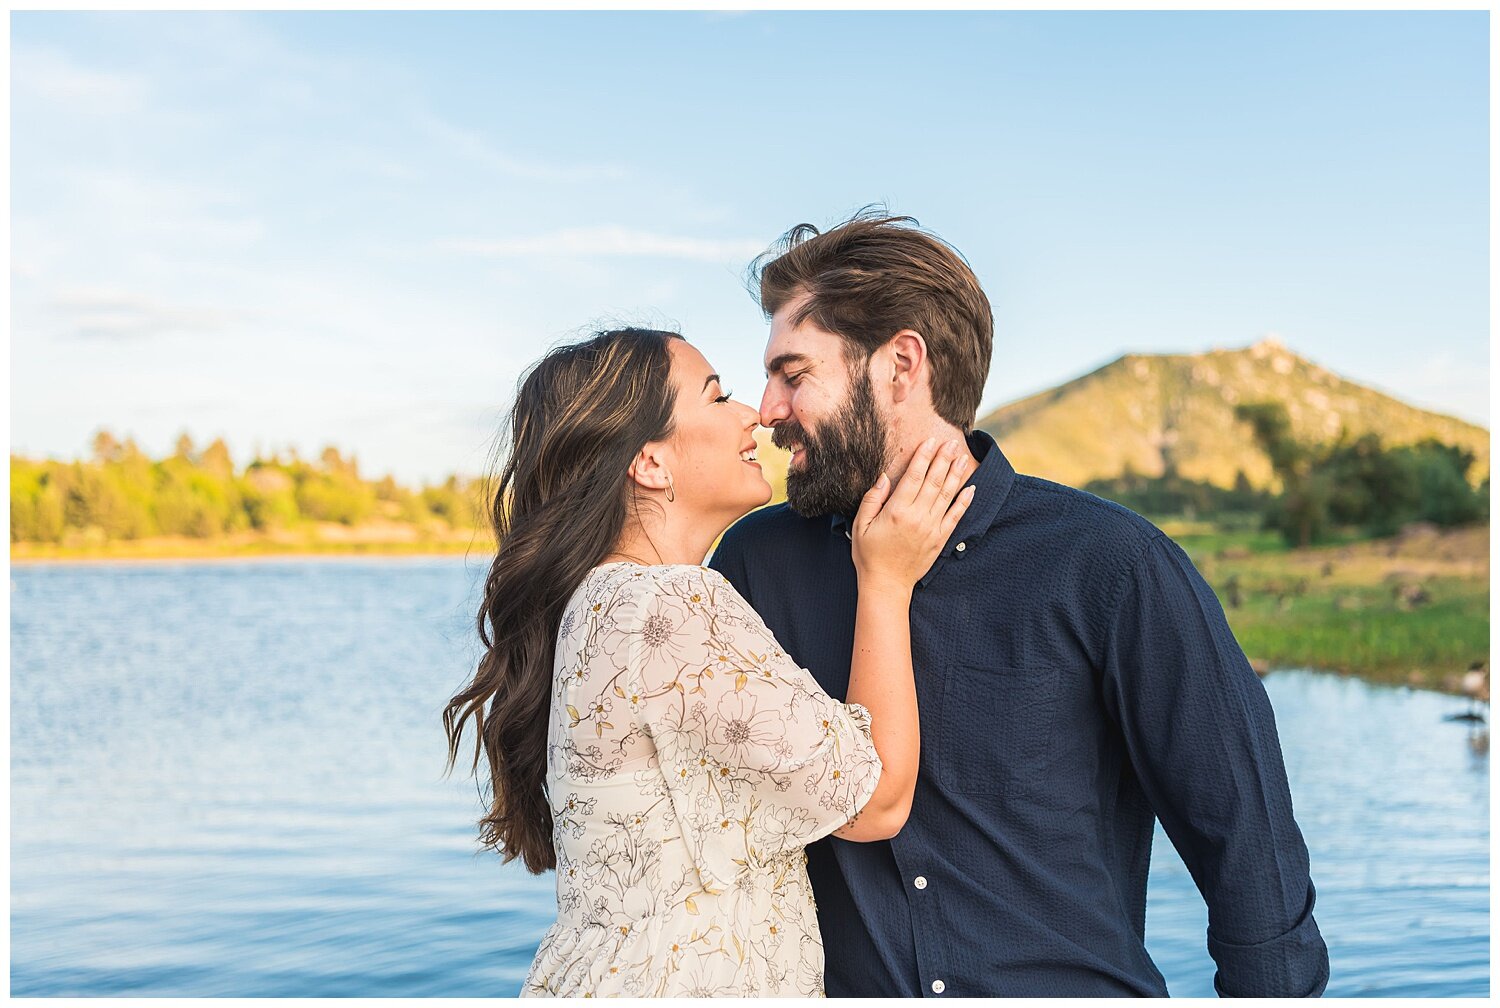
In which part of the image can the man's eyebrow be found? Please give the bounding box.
[701,373,720,393]
[764,353,811,377]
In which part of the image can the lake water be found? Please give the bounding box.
[10,558,1490,996]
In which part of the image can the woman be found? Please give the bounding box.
[444,328,973,996]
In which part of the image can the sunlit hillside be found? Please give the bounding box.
[977,338,1489,491]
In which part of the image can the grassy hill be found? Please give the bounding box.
[976,338,1489,491]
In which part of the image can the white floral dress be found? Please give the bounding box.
[521,562,882,997]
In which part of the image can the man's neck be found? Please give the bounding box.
[887,418,981,488]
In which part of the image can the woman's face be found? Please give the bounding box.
[659,338,772,520]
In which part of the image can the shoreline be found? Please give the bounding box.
[11,540,496,567]
[1258,665,1487,703]
[10,550,490,567]
[14,523,1487,700]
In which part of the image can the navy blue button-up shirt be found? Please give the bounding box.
[709,430,1328,997]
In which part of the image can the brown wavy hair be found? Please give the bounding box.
[444,327,682,872]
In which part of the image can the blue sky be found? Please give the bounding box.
[11,11,1489,485]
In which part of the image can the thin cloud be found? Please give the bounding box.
[11,45,147,115]
[441,226,765,263]
[48,288,243,341]
[414,111,627,183]
[48,167,267,247]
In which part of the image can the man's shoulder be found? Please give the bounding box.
[717,502,826,552]
[1007,473,1166,557]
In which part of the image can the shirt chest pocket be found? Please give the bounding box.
[937,662,1063,797]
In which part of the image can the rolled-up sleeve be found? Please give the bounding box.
[1101,535,1330,997]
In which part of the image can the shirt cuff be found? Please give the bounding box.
[1207,886,1330,997]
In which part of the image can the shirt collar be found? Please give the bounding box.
[828,429,1017,580]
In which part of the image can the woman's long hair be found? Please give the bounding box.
[444,328,681,873]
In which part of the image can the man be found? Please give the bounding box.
[709,210,1329,997]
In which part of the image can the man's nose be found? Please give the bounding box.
[759,383,789,428]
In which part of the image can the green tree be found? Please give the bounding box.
[1399,439,1483,527]
[240,463,300,530]
[1236,402,1328,546]
[12,434,486,545]
[1238,402,1485,546]
[11,460,43,542]
[174,432,196,462]
[201,438,235,480]
[91,429,124,464]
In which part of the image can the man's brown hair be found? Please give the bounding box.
[750,207,994,430]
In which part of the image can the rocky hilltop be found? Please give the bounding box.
[976,338,1489,490]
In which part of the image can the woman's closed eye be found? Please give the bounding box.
[714,389,734,404]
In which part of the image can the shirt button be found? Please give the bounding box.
[913,875,928,890]
[931,979,946,994]
[954,542,966,553]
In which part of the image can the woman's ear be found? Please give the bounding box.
[627,442,673,493]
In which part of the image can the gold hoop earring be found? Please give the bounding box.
[665,474,675,503]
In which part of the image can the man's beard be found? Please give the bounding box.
[772,364,891,519]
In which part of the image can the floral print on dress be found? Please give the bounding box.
[522,563,881,997]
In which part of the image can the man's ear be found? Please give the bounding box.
[887,329,928,406]
[627,442,673,493]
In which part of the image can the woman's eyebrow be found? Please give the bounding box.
[701,373,721,393]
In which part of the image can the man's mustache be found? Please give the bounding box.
[770,422,809,452]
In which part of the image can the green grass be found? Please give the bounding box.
[1154,522,1287,560]
[1220,577,1488,689]
[1150,514,1367,564]
[1148,517,1490,694]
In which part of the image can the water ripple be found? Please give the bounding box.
[11,561,1488,996]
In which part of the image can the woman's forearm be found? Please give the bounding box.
[836,577,919,841]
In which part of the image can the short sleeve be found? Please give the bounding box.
[622,566,881,892]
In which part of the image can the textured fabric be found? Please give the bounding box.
[522,562,881,997]
[709,430,1329,997]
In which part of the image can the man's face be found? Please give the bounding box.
[760,295,891,518]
